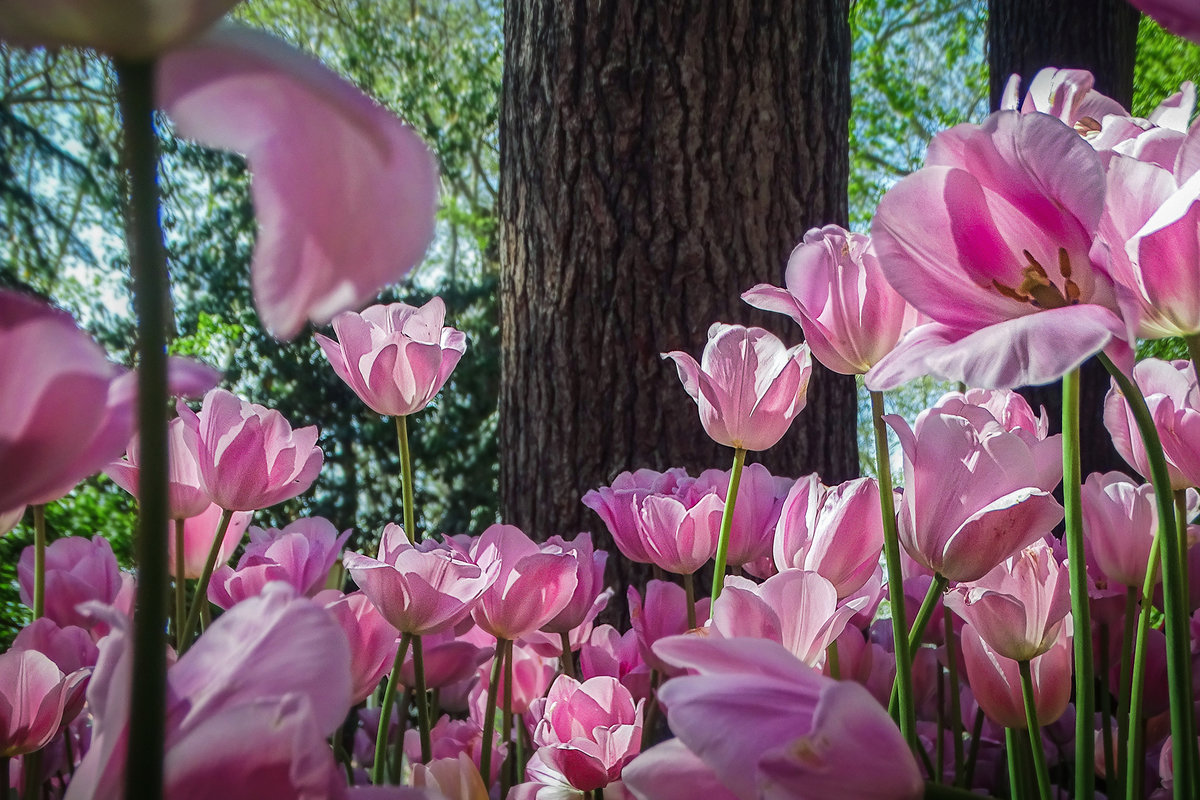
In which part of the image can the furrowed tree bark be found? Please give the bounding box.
[989,0,1139,478]
[499,0,856,603]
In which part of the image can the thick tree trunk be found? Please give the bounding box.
[499,1,855,563]
[989,0,1140,478]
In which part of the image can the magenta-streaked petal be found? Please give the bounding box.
[158,25,438,339]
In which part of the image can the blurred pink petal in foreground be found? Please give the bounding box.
[158,25,439,339]
[1127,0,1200,44]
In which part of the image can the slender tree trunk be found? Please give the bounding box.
[989,0,1140,478]
[499,0,856,588]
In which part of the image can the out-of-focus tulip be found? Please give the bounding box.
[208,517,350,608]
[743,225,919,375]
[651,635,923,800]
[469,524,579,641]
[0,649,88,757]
[693,463,791,567]
[0,0,240,58]
[18,536,131,631]
[411,752,489,800]
[711,571,867,668]
[540,532,610,634]
[627,581,711,676]
[582,468,693,564]
[178,388,322,512]
[316,590,399,705]
[344,523,496,636]
[887,403,1064,582]
[1082,472,1162,589]
[0,506,24,536]
[1105,358,1200,489]
[158,25,439,339]
[105,416,210,520]
[864,111,1129,390]
[944,541,1071,662]
[624,738,740,800]
[663,323,812,452]
[960,622,1072,729]
[1126,0,1200,43]
[11,618,99,675]
[167,502,253,580]
[316,298,466,417]
[468,641,556,717]
[772,474,883,598]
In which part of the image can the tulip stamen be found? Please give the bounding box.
[992,249,1078,310]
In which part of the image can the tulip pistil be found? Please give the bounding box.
[991,248,1079,310]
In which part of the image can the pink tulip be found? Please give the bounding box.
[0,649,88,757]
[468,640,557,717]
[624,739,741,800]
[158,25,438,339]
[344,523,496,636]
[711,570,868,668]
[742,225,920,375]
[650,635,923,800]
[663,323,812,451]
[317,590,400,705]
[398,628,492,690]
[1082,472,1162,590]
[864,110,1129,390]
[887,403,1064,582]
[524,675,643,793]
[628,490,724,576]
[934,387,1049,439]
[960,622,1073,729]
[12,618,99,675]
[0,0,239,58]
[540,532,610,634]
[772,474,884,597]
[18,536,129,631]
[0,291,135,511]
[693,463,791,567]
[403,715,503,786]
[944,541,1071,662]
[208,517,350,608]
[178,388,323,511]
[579,624,653,704]
[105,415,210,520]
[0,506,23,536]
[411,752,489,800]
[469,524,579,641]
[316,298,467,417]
[1000,67,1127,132]
[65,583,352,800]
[166,502,253,580]
[582,468,693,564]
[1126,0,1200,43]
[627,581,711,676]
[1105,358,1200,489]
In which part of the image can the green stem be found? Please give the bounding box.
[891,573,948,719]
[178,508,235,652]
[640,670,661,751]
[1061,367,1095,799]
[1126,536,1161,800]
[923,781,985,800]
[32,505,45,619]
[826,639,840,680]
[1099,624,1115,794]
[411,635,432,763]
[22,750,40,800]
[391,688,412,783]
[1115,585,1137,800]
[396,416,417,543]
[1175,489,1200,800]
[962,708,985,789]
[683,573,697,630]
[943,607,964,785]
[1019,660,1053,800]
[1101,352,1193,800]
[117,58,170,800]
[936,661,945,781]
[501,638,515,797]
[710,448,747,606]
[372,633,411,785]
[873,390,917,750]
[1184,334,1200,398]
[1005,727,1024,800]
[559,631,576,680]
[479,638,506,787]
[173,519,186,646]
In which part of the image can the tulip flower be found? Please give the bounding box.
[1126,0,1200,43]
[864,110,1130,390]
[469,524,579,641]
[178,388,323,512]
[397,628,492,690]
[208,517,351,608]
[1000,67,1127,132]
[313,590,399,705]
[344,523,496,636]
[649,635,923,800]
[316,298,467,418]
[628,490,724,576]
[105,416,211,520]
[12,618,99,675]
[579,624,653,704]
[1105,358,1200,489]
[960,623,1073,730]
[772,474,884,598]
[582,468,693,564]
[0,649,88,758]
[166,503,253,579]
[693,463,791,567]
[934,387,1049,439]
[624,739,741,800]
[742,225,919,375]
[18,536,132,631]
[540,532,610,635]
[662,323,812,452]
[887,403,1064,582]
[411,752,489,800]
[944,541,1071,662]
[1081,472,1162,589]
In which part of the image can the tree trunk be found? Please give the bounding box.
[989,0,1140,478]
[499,0,856,569]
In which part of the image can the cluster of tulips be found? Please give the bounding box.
[8,1,1200,800]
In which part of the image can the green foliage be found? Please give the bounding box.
[1133,16,1200,119]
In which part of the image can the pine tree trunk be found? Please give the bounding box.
[989,0,1140,477]
[499,0,856,580]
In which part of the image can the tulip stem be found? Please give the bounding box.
[1126,537,1160,800]
[640,670,661,752]
[962,708,985,789]
[943,607,964,784]
[1100,352,1193,800]
[32,505,45,619]
[559,631,576,680]
[1175,488,1200,800]
[411,634,432,763]
[501,638,515,797]
[1115,585,1137,799]
[923,782,985,800]
[396,416,417,543]
[907,574,948,657]
[178,507,235,652]
[173,519,186,645]
[1099,624,1115,792]
[683,573,698,630]
[1185,334,1200,397]
[710,448,747,606]
[479,637,507,787]
[826,639,841,680]
[1061,367,1095,799]
[872,389,917,750]
[116,58,171,800]
[1019,660,1052,800]
[22,751,40,800]
[372,633,412,785]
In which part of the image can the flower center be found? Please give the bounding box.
[991,248,1080,310]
